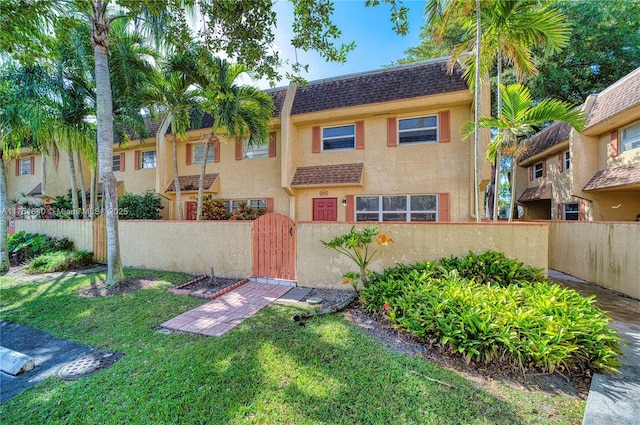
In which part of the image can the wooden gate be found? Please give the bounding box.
[252,213,296,280]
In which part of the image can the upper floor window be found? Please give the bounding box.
[113,154,122,171]
[20,158,33,175]
[322,124,355,151]
[621,122,640,153]
[141,150,156,169]
[564,151,570,171]
[533,162,544,179]
[193,144,214,164]
[398,115,438,145]
[563,203,579,220]
[244,139,269,159]
[356,194,437,222]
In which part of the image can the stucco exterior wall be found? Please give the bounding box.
[118,220,253,277]
[291,103,475,222]
[114,141,157,195]
[296,222,549,288]
[14,219,94,252]
[549,221,640,299]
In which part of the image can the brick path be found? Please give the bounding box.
[160,282,292,336]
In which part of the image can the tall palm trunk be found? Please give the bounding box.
[0,149,10,274]
[89,167,96,220]
[508,156,517,223]
[67,150,80,220]
[195,138,211,220]
[492,47,503,222]
[172,134,183,220]
[76,151,88,218]
[93,2,124,287]
[473,0,481,222]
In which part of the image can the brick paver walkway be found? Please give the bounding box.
[161,282,292,336]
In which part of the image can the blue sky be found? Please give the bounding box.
[253,0,429,88]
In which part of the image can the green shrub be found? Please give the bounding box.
[8,231,74,264]
[201,196,231,220]
[361,252,621,374]
[229,201,266,220]
[118,190,163,220]
[27,250,94,273]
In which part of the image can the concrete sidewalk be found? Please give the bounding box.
[548,269,640,425]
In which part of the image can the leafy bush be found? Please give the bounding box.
[202,196,231,220]
[8,231,74,264]
[361,252,621,374]
[27,250,94,273]
[118,190,163,220]
[230,201,266,220]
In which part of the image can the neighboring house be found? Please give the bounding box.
[5,58,492,223]
[157,58,491,222]
[517,67,640,221]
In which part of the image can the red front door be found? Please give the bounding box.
[313,198,337,221]
[186,201,197,220]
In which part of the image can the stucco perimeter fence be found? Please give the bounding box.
[14,219,549,290]
[548,221,640,300]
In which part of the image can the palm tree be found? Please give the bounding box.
[463,83,585,222]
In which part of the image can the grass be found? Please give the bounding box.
[0,269,584,424]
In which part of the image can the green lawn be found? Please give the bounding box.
[0,270,584,424]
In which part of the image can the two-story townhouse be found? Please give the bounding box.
[158,58,491,222]
[517,67,640,221]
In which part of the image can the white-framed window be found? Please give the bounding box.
[141,150,156,169]
[224,199,266,214]
[244,139,269,158]
[564,151,570,171]
[113,154,122,171]
[398,115,438,145]
[563,203,579,220]
[533,162,544,179]
[322,124,355,151]
[20,158,32,175]
[355,194,438,222]
[621,122,640,153]
[193,144,214,164]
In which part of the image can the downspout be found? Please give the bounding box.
[280,82,297,218]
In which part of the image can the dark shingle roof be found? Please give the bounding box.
[586,67,640,129]
[517,184,552,203]
[28,183,43,196]
[291,163,364,187]
[166,174,218,192]
[119,115,167,142]
[95,181,124,196]
[582,163,640,191]
[291,59,468,115]
[519,122,571,163]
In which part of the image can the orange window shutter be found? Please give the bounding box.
[265,198,274,213]
[120,153,125,171]
[558,153,563,172]
[610,130,619,157]
[186,144,192,165]
[542,160,547,177]
[355,121,365,149]
[387,117,397,147]
[30,156,34,174]
[528,166,533,181]
[438,193,450,222]
[557,203,563,220]
[268,132,276,157]
[312,126,321,153]
[439,111,450,143]
[134,150,140,170]
[345,195,354,222]
[235,141,243,160]
[214,140,220,163]
[15,159,19,176]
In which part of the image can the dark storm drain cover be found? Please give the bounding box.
[58,351,124,380]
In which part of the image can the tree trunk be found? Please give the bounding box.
[93,3,124,287]
[508,157,516,223]
[89,167,96,220]
[472,0,482,222]
[67,150,80,220]
[493,47,503,222]
[76,151,88,218]
[493,150,502,220]
[196,139,211,221]
[172,134,183,220]
[0,148,10,274]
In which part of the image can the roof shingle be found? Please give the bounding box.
[291,59,468,115]
[291,163,364,187]
[582,163,640,191]
[517,184,552,203]
[166,174,219,192]
[519,122,571,163]
[586,67,640,129]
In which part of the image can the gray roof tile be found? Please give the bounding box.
[586,67,640,129]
